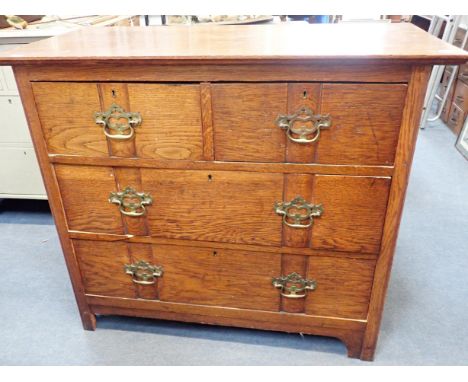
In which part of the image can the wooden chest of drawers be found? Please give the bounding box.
[2,23,467,361]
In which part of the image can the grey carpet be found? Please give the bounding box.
[0,120,467,365]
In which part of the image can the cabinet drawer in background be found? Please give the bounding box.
[74,239,375,319]
[32,82,204,160]
[55,165,390,254]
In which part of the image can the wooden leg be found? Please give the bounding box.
[81,311,97,331]
[339,332,368,360]
[360,345,376,361]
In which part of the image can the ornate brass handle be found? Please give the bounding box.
[274,196,323,229]
[94,103,142,140]
[109,186,152,217]
[272,272,316,299]
[275,106,331,144]
[124,260,163,285]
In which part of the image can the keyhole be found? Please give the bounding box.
[302,90,308,99]
[208,174,213,181]
[8,98,12,104]
[111,89,116,98]
[212,251,218,257]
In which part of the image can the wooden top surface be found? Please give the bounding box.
[1,23,467,65]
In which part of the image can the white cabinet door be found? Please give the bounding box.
[0,95,30,143]
[0,147,46,198]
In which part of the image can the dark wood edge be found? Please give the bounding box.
[18,63,412,83]
[69,231,379,260]
[13,66,96,330]
[360,65,432,361]
[49,155,395,177]
[2,57,467,66]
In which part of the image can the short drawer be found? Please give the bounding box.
[212,83,407,165]
[74,239,375,319]
[32,82,204,160]
[56,165,390,254]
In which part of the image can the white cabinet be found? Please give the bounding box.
[0,43,46,199]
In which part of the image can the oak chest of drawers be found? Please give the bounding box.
[2,23,467,361]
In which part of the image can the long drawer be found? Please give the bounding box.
[74,239,376,320]
[33,81,407,165]
[55,165,390,254]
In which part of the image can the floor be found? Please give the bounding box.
[0,121,467,365]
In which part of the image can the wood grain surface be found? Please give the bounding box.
[73,238,374,320]
[212,83,407,165]
[141,169,284,245]
[32,82,108,157]
[128,83,203,160]
[55,165,389,254]
[1,23,467,64]
[305,256,375,319]
[22,62,413,83]
[311,175,391,254]
[318,84,407,165]
[212,83,287,162]
[49,155,394,177]
[33,82,204,160]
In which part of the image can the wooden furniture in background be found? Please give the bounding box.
[1,23,466,361]
[440,26,468,135]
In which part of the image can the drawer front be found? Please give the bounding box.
[212,83,407,165]
[56,165,390,253]
[34,81,406,166]
[73,239,375,319]
[32,82,204,160]
[74,240,281,311]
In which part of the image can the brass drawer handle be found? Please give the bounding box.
[109,186,152,217]
[94,103,142,140]
[274,196,323,229]
[124,260,163,285]
[272,272,316,299]
[275,106,331,144]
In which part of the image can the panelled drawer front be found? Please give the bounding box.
[74,239,375,319]
[34,81,406,166]
[212,83,407,165]
[75,240,281,311]
[140,169,283,245]
[56,165,390,254]
[32,82,204,160]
